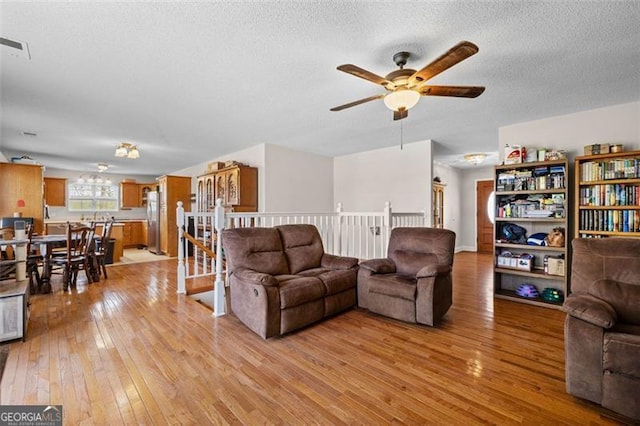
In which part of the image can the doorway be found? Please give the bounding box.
[476,180,494,253]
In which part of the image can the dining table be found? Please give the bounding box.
[31,234,67,294]
[32,234,100,294]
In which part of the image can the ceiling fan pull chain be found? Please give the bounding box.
[400,120,404,150]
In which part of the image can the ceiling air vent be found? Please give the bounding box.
[0,36,31,60]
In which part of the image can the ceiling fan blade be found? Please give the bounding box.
[330,94,385,111]
[393,108,408,121]
[420,85,486,98]
[409,41,479,86]
[337,64,393,87]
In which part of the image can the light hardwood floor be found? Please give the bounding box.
[0,252,629,424]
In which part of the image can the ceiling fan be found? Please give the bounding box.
[330,41,485,120]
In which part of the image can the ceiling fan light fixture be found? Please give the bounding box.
[464,153,486,166]
[383,88,420,112]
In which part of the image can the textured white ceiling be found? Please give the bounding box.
[1,1,639,175]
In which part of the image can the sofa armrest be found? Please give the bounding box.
[321,253,359,270]
[563,294,617,329]
[233,269,279,287]
[359,258,396,274]
[416,264,451,279]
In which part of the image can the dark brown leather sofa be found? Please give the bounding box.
[563,238,640,421]
[357,227,456,326]
[222,224,359,339]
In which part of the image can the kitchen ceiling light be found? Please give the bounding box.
[97,162,109,172]
[127,146,140,159]
[115,142,140,159]
[464,153,486,166]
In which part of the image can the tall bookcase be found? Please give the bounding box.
[493,159,569,309]
[574,150,640,238]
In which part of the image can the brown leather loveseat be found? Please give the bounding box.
[222,224,359,339]
[563,238,640,421]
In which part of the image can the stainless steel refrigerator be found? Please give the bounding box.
[147,190,161,254]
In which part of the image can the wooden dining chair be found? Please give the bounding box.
[50,223,96,291]
[94,219,114,279]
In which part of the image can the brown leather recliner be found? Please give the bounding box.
[222,224,359,339]
[358,227,456,326]
[563,238,640,421]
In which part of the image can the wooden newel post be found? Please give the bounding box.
[213,198,226,317]
[176,201,186,294]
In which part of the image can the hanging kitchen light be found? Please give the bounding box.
[115,142,140,159]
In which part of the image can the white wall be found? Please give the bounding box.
[334,140,433,216]
[263,144,333,212]
[499,101,640,161]
[171,143,334,212]
[433,162,463,248]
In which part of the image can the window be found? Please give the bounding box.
[68,181,119,212]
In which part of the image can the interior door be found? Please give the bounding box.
[476,180,494,253]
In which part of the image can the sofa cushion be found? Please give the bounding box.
[590,279,640,325]
[222,227,289,276]
[278,276,326,309]
[368,274,416,301]
[276,224,324,274]
[298,268,357,295]
[603,332,640,377]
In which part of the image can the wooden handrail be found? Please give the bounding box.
[181,230,217,260]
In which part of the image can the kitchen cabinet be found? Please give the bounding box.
[574,150,640,238]
[94,223,123,262]
[44,177,66,207]
[139,183,158,208]
[122,221,144,248]
[120,181,140,209]
[158,175,191,257]
[141,220,148,247]
[0,163,44,234]
[493,159,569,309]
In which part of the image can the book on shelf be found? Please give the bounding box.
[579,209,639,233]
[581,158,640,182]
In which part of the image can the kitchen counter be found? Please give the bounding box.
[44,219,146,225]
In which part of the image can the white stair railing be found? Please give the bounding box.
[176,201,429,315]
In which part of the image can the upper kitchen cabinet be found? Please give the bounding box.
[44,177,67,207]
[196,164,257,212]
[139,183,158,208]
[0,163,44,234]
[120,181,140,209]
